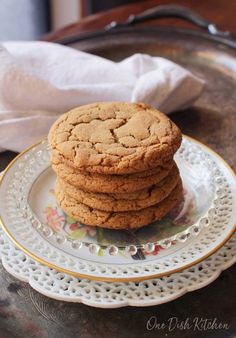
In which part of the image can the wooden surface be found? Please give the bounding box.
[43,0,236,41]
[1,1,236,338]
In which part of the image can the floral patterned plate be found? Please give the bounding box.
[32,169,201,258]
[28,137,215,257]
[0,136,235,281]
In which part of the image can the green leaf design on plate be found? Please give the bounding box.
[98,248,104,256]
[65,215,78,224]
[69,228,87,239]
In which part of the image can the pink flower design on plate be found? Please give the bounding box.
[44,206,64,231]
[143,244,163,257]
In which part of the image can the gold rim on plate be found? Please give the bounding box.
[0,135,235,282]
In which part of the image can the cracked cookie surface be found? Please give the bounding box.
[55,181,183,230]
[52,158,174,193]
[57,164,180,212]
[48,102,182,174]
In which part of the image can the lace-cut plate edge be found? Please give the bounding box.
[0,135,235,282]
[0,228,235,308]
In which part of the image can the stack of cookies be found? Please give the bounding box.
[48,102,183,230]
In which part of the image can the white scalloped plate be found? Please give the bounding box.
[0,136,235,281]
[0,226,235,308]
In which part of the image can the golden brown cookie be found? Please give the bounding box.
[51,158,174,193]
[54,181,183,230]
[57,164,180,212]
[48,102,181,174]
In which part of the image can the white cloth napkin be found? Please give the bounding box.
[0,41,204,152]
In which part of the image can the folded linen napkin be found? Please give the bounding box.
[0,41,204,152]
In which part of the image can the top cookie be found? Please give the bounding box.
[48,102,181,174]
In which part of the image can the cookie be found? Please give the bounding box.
[52,158,174,193]
[48,102,182,174]
[57,164,180,212]
[54,181,183,230]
